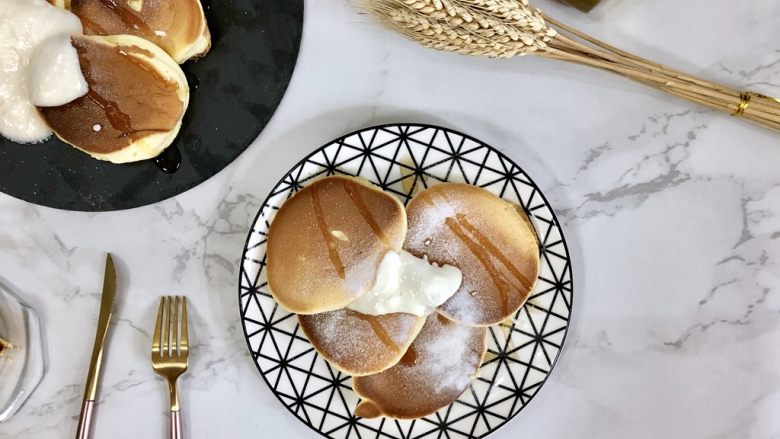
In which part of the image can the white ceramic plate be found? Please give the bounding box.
[239,124,573,438]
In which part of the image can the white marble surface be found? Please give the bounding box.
[2,0,780,437]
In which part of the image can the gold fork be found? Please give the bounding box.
[152,296,189,439]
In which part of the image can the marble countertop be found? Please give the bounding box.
[2,0,779,438]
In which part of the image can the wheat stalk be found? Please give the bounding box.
[359,0,780,132]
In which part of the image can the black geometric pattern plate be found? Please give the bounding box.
[238,124,573,439]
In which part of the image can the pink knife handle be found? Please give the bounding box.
[171,410,182,439]
[75,400,94,439]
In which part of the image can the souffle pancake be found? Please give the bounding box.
[266,176,407,314]
[353,313,487,419]
[404,183,540,326]
[54,0,211,63]
[37,35,188,163]
[298,310,425,376]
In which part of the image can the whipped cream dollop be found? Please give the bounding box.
[0,0,88,143]
[347,250,462,317]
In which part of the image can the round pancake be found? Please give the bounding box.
[299,309,425,376]
[65,0,211,63]
[353,313,487,419]
[267,176,407,314]
[404,183,540,326]
[37,35,188,163]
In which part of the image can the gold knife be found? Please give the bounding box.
[75,254,117,439]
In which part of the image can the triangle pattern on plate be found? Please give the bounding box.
[238,124,573,438]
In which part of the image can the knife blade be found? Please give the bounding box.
[75,254,116,439]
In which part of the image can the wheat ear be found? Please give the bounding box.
[360,0,780,132]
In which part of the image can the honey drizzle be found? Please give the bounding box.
[77,14,108,34]
[75,41,176,138]
[311,186,346,279]
[73,40,135,136]
[99,0,152,33]
[353,312,401,353]
[398,345,417,366]
[445,216,511,316]
[436,313,451,325]
[343,180,392,248]
[425,186,532,317]
[86,89,133,136]
[454,214,534,291]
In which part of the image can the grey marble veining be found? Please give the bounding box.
[1,0,779,438]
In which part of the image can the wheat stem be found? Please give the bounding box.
[360,0,780,132]
[542,47,780,118]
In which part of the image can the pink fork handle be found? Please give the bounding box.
[171,410,182,439]
[75,400,94,439]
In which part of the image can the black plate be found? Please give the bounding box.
[0,0,303,211]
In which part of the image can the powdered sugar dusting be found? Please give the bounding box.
[352,313,487,418]
[299,309,422,375]
[416,316,483,393]
[404,183,540,325]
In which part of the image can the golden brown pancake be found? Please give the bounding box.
[63,0,210,63]
[404,183,540,326]
[353,313,487,419]
[267,176,407,314]
[38,35,188,163]
[299,309,425,376]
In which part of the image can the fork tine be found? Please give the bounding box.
[180,297,189,354]
[162,296,170,356]
[152,297,164,354]
[173,296,180,355]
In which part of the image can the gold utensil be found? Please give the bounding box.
[152,296,189,439]
[75,254,117,439]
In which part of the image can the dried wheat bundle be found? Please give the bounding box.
[360,0,780,132]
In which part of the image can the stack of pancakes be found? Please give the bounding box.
[41,0,210,163]
[267,176,540,419]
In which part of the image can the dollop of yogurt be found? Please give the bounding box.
[0,0,88,143]
[347,250,462,317]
